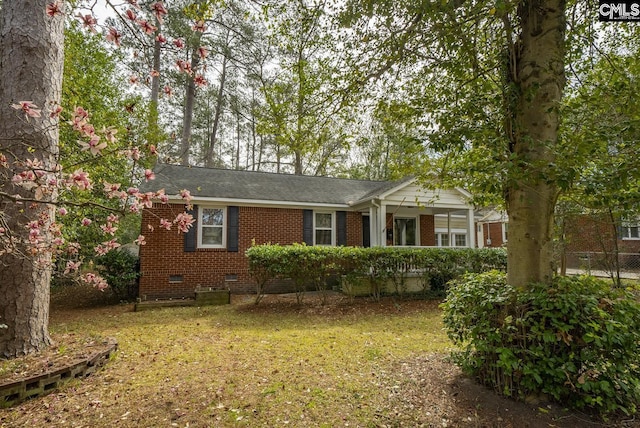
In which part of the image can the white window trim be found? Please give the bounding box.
[435,228,468,247]
[621,223,640,240]
[393,216,419,246]
[198,206,227,249]
[502,222,508,243]
[313,211,335,246]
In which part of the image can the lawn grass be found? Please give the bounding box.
[0,296,450,427]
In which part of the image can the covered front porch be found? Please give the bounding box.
[351,180,476,248]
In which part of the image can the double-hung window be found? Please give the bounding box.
[198,206,226,248]
[314,212,334,246]
[435,229,468,247]
[621,221,640,240]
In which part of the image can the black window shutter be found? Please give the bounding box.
[337,211,347,246]
[184,204,198,252]
[227,206,239,252]
[303,209,313,245]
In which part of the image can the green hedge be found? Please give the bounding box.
[441,271,640,416]
[246,244,506,302]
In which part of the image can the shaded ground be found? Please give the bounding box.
[0,287,637,427]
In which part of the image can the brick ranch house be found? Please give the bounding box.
[138,164,477,299]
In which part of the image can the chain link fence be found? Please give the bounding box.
[563,251,640,281]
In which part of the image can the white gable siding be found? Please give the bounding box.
[384,184,468,209]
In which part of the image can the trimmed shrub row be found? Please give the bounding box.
[246,244,506,303]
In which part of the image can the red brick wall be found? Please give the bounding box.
[482,222,505,248]
[346,211,363,247]
[420,215,435,246]
[139,204,366,299]
[564,215,640,253]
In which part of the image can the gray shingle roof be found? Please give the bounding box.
[141,164,404,205]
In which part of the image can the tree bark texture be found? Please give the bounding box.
[0,0,64,357]
[505,0,565,287]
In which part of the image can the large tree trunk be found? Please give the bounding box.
[0,0,64,357]
[505,0,565,288]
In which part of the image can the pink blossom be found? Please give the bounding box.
[139,192,154,208]
[11,101,41,120]
[155,33,167,44]
[174,212,195,233]
[82,272,109,291]
[173,38,185,49]
[159,218,172,230]
[81,217,92,226]
[102,127,118,143]
[147,223,155,231]
[49,105,63,118]
[46,1,63,17]
[149,144,158,155]
[194,74,208,87]
[176,59,193,75]
[152,2,168,21]
[106,214,119,224]
[77,14,98,32]
[74,106,89,120]
[67,242,81,255]
[52,237,65,246]
[58,207,68,216]
[100,222,118,236]
[127,0,141,8]
[69,169,92,190]
[144,169,155,181]
[163,85,173,97]
[192,20,206,32]
[127,187,140,196]
[129,75,139,85]
[156,189,169,203]
[137,19,157,35]
[78,135,107,156]
[0,154,7,168]
[125,147,141,160]
[135,235,146,246]
[180,189,192,203]
[106,27,122,47]
[129,204,141,213]
[125,9,137,21]
[64,260,81,275]
[198,46,209,59]
[150,69,160,77]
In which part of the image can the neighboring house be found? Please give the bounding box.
[563,214,640,272]
[138,164,476,299]
[476,209,508,248]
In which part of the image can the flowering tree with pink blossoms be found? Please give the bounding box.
[0,0,196,358]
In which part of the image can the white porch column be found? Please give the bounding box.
[380,203,387,247]
[468,207,476,248]
[447,211,452,247]
[369,206,378,247]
